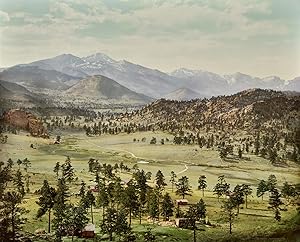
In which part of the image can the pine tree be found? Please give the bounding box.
[232,185,245,214]
[2,191,28,242]
[147,189,159,223]
[267,174,277,192]
[13,170,25,196]
[155,170,166,221]
[268,188,285,221]
[36,180,57,233]
[155,170,167,191]
[65,204,89,242]
[257,179,268,200]
[241,184,252,208]
[101,208,131,241]
[22,158,31,193]
[176,176,192,199]
[222,196,236,234]
[161,193,174,221]
[53,178,69,242]
[84,190,96,224]
[281,182,296,203]
[197,175,207,197]
[213,175,230,201]
[122,180,139,226]
[62,156,75,183]
[194,198,206,221]
[0,161,27,242]
[53,162,60,178]
[169,171,177,193]
[133,169,148,224]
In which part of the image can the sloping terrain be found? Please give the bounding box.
[163,87,202,100]
[126,89,300,132]
[65,75,152,103]
[0,65,80,90]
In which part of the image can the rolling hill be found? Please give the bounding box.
[0,65,80,90]
[163,87,202,100]
[126,88,300,132]
[65,75,152,103]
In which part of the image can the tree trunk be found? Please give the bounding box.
[102,206,105,221]
[109,232,113,241]
[91,205,94,224]
[193,227,196,242]
[229,219,232,234]
[129,207,132,226]
[237,205,239,214]
[48,209,51,233]
[139,207,142,224]
[157,198,160,221]
[172,183,174,193]
[245,195,248,208]
[12,209,15,242]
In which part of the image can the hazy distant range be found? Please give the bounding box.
[0,53,299,101]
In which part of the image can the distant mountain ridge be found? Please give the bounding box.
[0,53,299,100]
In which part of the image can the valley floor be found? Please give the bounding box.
[1,131,299,241]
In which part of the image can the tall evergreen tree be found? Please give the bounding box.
[267,174,277,192]
[213,175,230,201]
[65,204,89,242]
[123,180,139,226]
[62,156,75,183]
[222,196,236,234]
[176,176,192,199]
[257,180,268,200]
[169,171,177,193]
[101,208,131,241]
[53,178,69,242]
[268,188,285,221]
[232,185,245,214]
[161,193,174,221]
[133,169,148,224]
[53,162,60,178]
[13,170,25,196]
[197,175,207,197]
[84,190,96,224]
[36,180,57,233]
[147,189,159,223]
[241,184,252,208]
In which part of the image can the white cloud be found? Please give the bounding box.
[0,10,10,22]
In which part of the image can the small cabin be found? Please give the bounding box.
[175,199,189,206]
[81,224,95,238]
[175,218,189,228]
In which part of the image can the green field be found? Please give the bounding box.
[1,131,299,241]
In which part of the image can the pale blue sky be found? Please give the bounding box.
[0,0,299,79]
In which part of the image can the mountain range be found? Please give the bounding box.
[0,53,299,101]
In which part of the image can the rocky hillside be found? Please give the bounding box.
[1,109,48,138]
[127,89,300,132]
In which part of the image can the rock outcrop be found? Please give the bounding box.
[2,109,49,138]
